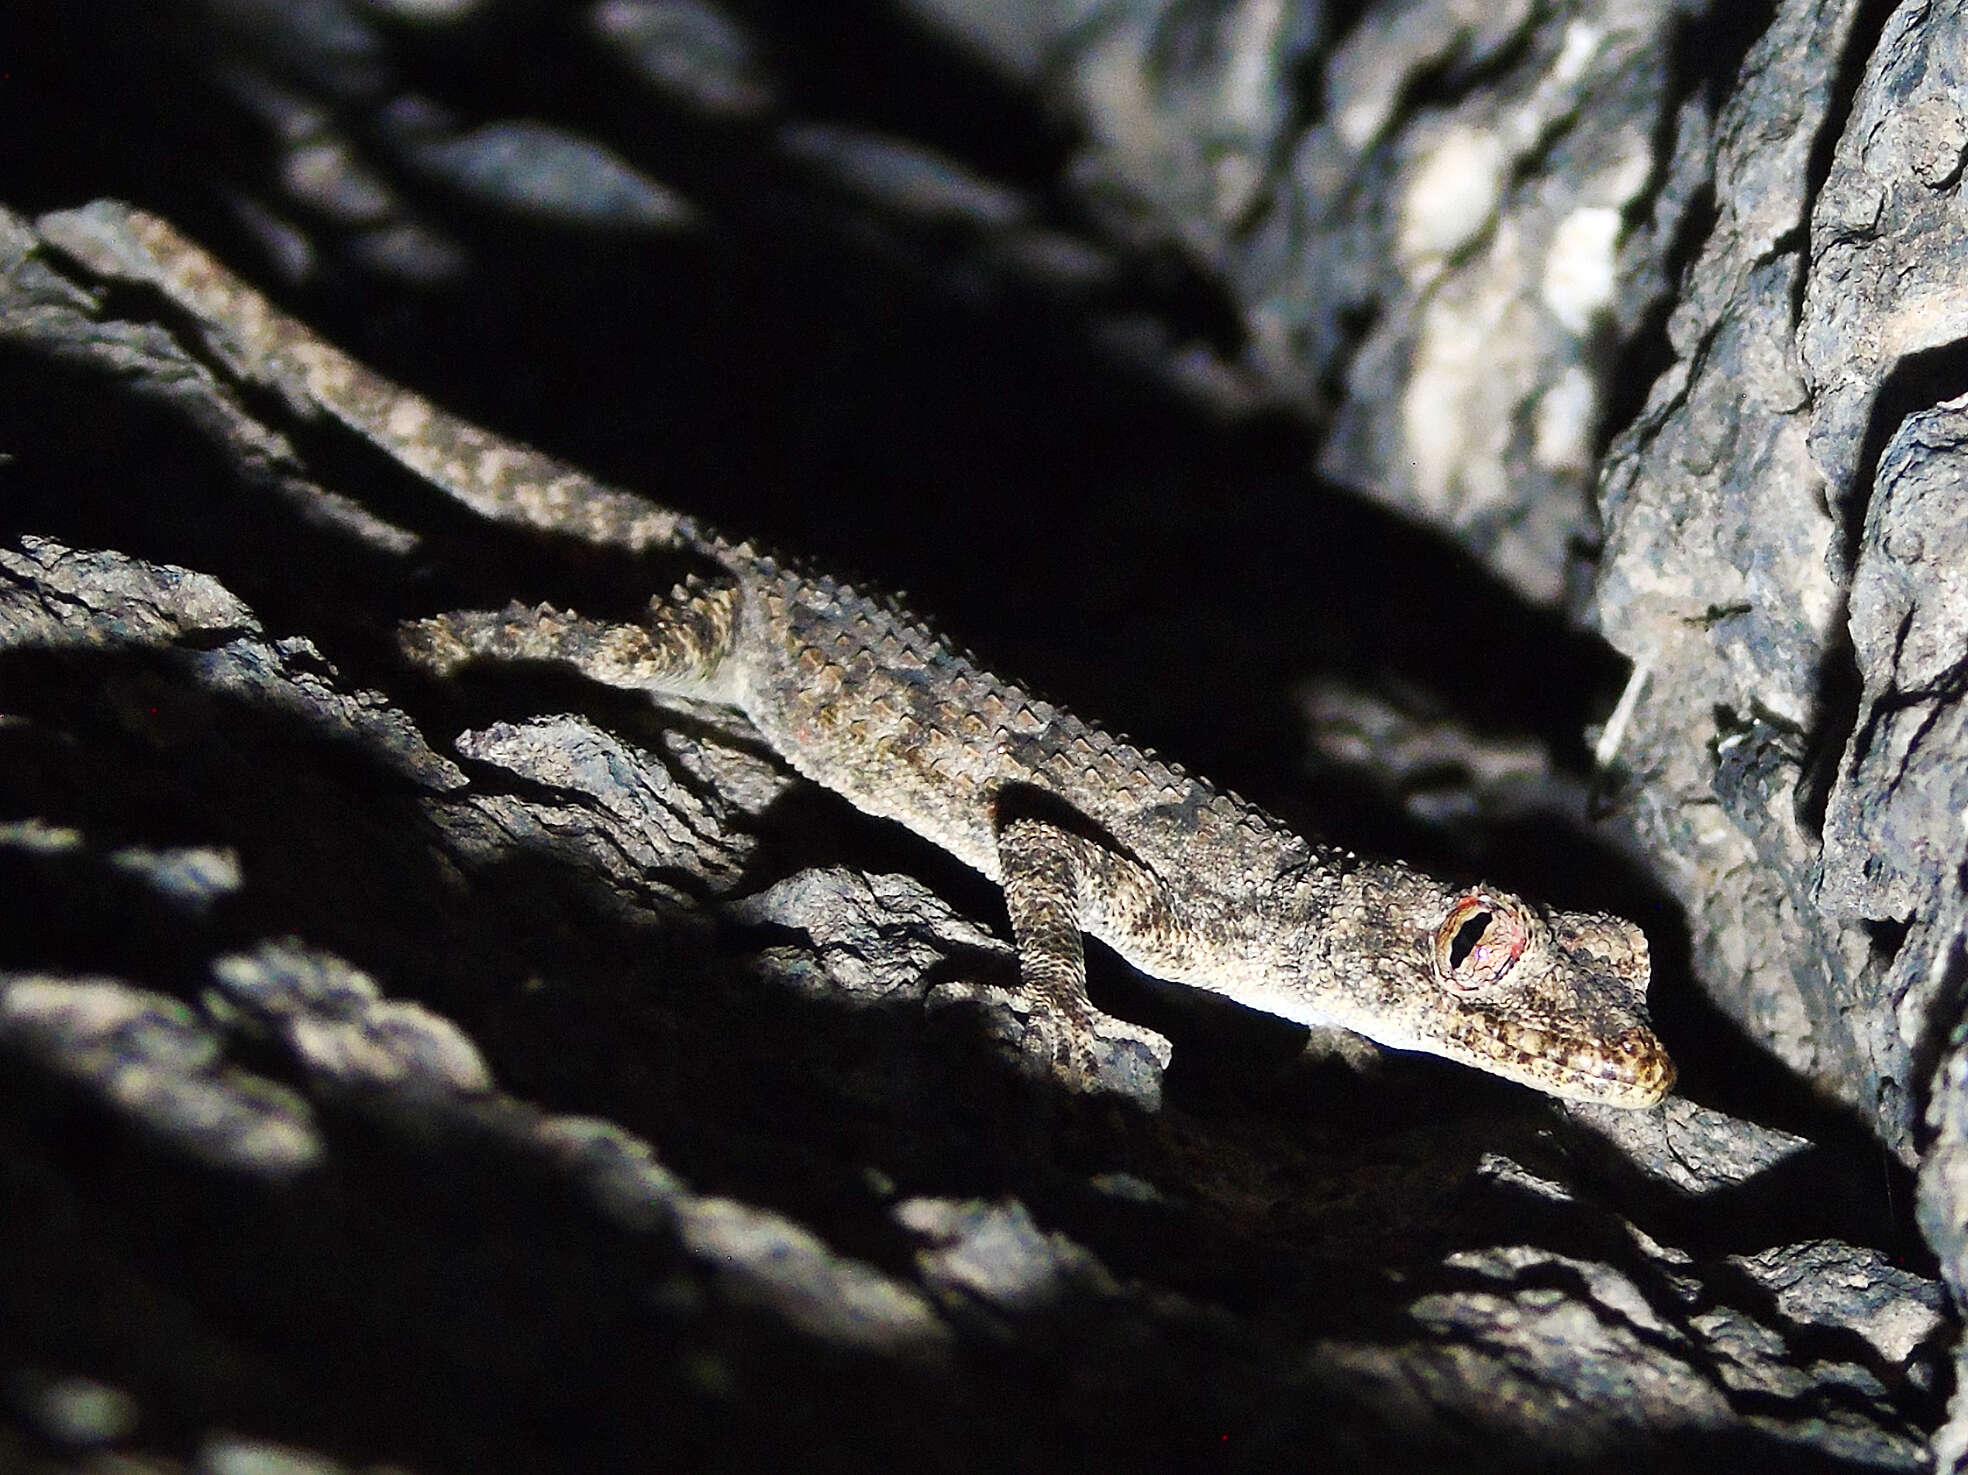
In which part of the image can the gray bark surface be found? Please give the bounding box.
[0,1,1959,1469]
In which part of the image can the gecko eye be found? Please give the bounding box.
[1433,894,1529,993]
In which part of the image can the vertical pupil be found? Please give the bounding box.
[1449,910,1492,970]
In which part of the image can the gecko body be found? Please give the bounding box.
[110,208,1673,1108]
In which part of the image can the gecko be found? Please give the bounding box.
[90,206,1673,1109]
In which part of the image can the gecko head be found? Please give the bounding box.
[1308,864,1673,1109]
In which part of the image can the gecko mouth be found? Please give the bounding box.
[1457,1020,1676,1108]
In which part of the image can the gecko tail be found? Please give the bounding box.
[73,204,699,557]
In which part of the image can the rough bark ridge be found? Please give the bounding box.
[0,0,1959,1470]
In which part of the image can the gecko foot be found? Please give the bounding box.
[397,611,480,678]
[929,980,1171,1109]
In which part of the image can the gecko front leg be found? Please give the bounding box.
[995,814,1175,1092]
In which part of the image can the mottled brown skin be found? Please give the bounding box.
[113,208,1673,1109]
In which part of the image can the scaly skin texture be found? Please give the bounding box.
[111,208,1673,1108]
